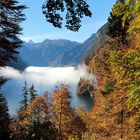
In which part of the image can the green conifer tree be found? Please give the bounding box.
[29,84,37,101]
[107,0,129,44]
[20,81,28,110]
[0,0,26,66]
[0,89,10,140]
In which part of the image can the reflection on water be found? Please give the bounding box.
[77,93,93,111]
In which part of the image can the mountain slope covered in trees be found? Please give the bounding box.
[77,0,140,139]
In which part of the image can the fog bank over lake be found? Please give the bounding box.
[1,65,96,115]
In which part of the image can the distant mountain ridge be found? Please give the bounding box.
[20,39,83,67]
[10,23,108,69]
[11,35,96,69]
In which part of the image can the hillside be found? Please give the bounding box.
[77,0,140,139]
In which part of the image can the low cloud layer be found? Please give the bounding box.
[0,65,97,86]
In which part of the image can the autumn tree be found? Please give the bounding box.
[0,0,26,66]
[104,1,140,138]
[42,0,92,31]
[51,84,73,139]
[107,0,140,112]
[16,93,57,140]
[68,111,87,139]
[109,49,140,111]
[26,94,57,140]
[0,89,10,140]
[128,2,140,36]
[52,84,87,139]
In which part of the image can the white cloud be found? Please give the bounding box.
[0,65,97,87]
[0,67,22,79]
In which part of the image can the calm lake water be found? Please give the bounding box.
[1,66,93,115]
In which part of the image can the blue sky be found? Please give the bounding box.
[19,0,116,43]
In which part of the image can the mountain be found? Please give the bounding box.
[63,33,96,65]
[77,23,109,94]
[11,34,96,69]
[10,22,109,69]
[20,39,81,67]
[10,23,109,69]
[92,23,108,52]
[66,23,108,66]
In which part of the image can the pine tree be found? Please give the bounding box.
[16,81,29,140]
[117,0,125,3]
[29,84,37,101]
[20,81,28,110]
[107,0,129,45]
[0,89,10,140]
[107,12,124,40]
[0,0,26,66]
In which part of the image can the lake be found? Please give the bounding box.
[1,66,95,115]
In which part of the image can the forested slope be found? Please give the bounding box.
[77,0,140,139]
